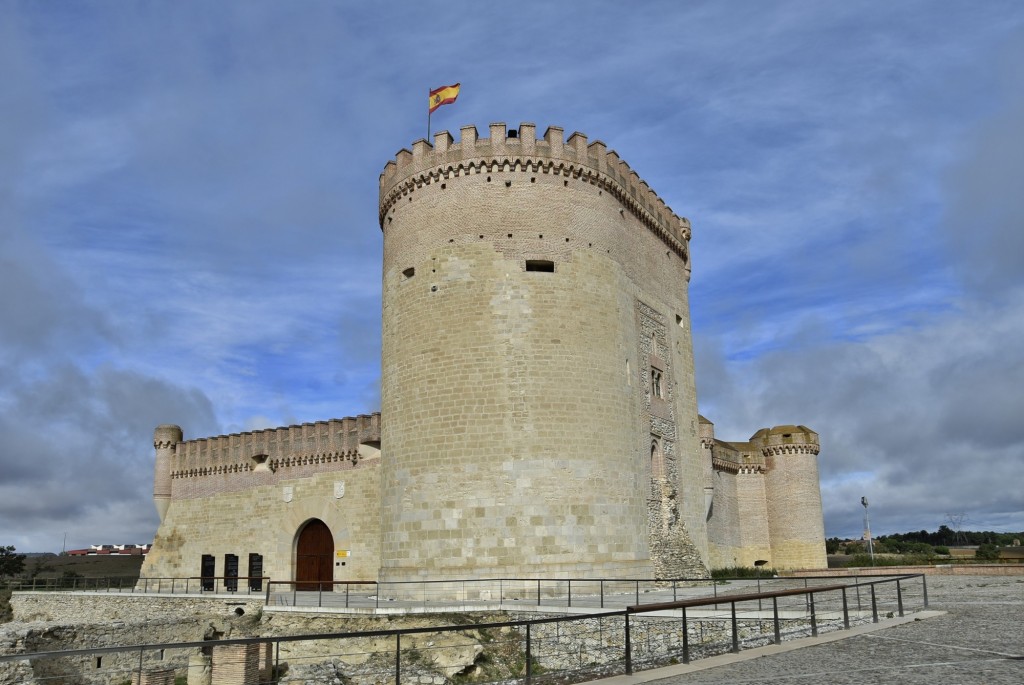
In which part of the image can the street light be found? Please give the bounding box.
[861,496,875,565]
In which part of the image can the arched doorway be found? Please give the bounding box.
[295,519,334,591]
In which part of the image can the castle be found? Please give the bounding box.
[140,123,826,589]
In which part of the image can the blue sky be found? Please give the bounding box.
[2,1,1022,552]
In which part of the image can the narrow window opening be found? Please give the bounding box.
[402,267,415,279]
[563,180,568,187]
[200,554,215,591]
[479,234,484,239]
[487,176,491,182]
[626,359,631,386]
[159,649,165,660]
[95,657,102,669]
[651,368,663,399]
[676,315,683,328]
[505,180,511,187]
[531,177,536,183]
[441,183,447,189]
[525,260,555,272]
[224,553,239,592]
[508,233,513,238]
[248,553,264,591]
[565,238,569,242]
[538,234,543,239]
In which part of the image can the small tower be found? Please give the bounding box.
[152,424,182,521]
[754,425,826,569]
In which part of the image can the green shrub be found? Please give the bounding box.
[976,544,1000,561]
[711,566,777,579]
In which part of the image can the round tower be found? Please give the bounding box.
[378,123,705,581]
[754,425,826,570]
[153,424,182,521]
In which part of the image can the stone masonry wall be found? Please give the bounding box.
[142,462,382,584]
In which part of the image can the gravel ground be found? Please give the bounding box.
[637,575,1024,685]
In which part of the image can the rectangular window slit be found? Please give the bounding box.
[402,267,415,279]
[525,260,554,272]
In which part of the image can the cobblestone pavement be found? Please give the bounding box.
[609,575,1023,685]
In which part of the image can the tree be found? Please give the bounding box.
[976,543,1000,561]
[0,546,26,577]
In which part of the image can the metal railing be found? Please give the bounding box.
[1,575,928,685]
[7,575,270,595]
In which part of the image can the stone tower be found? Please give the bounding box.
[377,123,708,581]
[152,424,182,522]
[754,426,827,569]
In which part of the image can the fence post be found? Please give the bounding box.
[137,646,144,682]
[600,581,604,608]
[730,603,739,653]
[809,592,818,637]
[525,623,533,685]
[635,581,639,606]
[346,583,350,608]
[772,596,781,644]
[841,588,850,629]
[921,575,929,609]
[870,584,878,623]
[537,579,541,606]
[318,583,323,608]
[624,613,632,675]
[681,607,690,664]
[265,583,271,604]
[568,579,572,608]
[896,579,904,617]
[395,633,401,685]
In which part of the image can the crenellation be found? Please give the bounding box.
[378,124,690,261]
[434,130,454,153]
[166,413,381,479]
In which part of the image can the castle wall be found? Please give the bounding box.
[141,463,381,583]
[378,124,706,580]
[706,467,742,568]
[142,415,382,584]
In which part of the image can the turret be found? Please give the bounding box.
[153,424,182,521]
[753,425,826,569]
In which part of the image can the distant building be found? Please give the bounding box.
[66,544,150,556]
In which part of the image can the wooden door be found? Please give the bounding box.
[295,519,334,591]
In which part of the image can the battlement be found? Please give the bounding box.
[750,425,820,456]
[378,123,691,260]
[163,413,381,478]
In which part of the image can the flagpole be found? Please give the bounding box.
[427,88,432,141]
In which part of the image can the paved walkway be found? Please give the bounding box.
[595,575,1023,685]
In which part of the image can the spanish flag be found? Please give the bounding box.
[429,83,460,113]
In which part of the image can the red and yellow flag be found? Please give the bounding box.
[429,83,460,113]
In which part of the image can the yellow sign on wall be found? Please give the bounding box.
[336,550,350,558]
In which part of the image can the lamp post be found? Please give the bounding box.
[861,497,875,565]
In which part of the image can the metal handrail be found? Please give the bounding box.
[1,574,928,683]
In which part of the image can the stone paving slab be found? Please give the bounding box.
[593,575,1023,685]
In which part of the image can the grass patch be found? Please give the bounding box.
[711,566,777,579]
